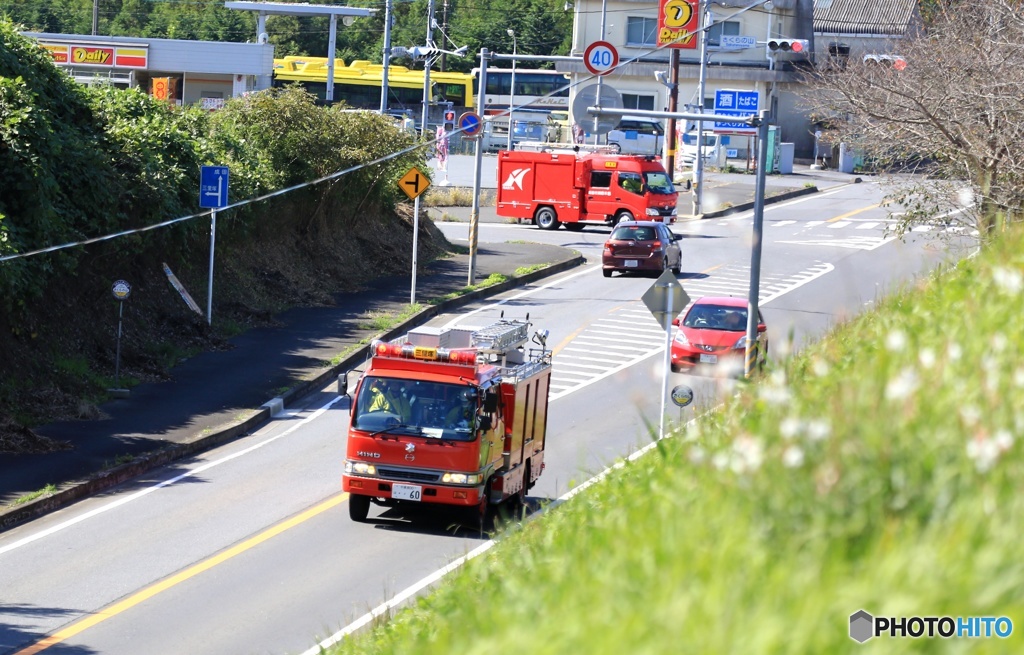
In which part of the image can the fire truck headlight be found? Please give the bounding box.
[345,460,377,476]
[442,472,484,485]
[645,207,659,216]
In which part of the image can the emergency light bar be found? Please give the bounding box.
[372,340,478,364]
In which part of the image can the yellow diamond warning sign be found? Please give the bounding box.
[399,167,431,200]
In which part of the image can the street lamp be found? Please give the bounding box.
[506,29,517,151]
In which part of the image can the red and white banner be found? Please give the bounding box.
[435,126,449,169]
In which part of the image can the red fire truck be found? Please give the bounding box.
[341,318,552,524]
[496,147,679,230]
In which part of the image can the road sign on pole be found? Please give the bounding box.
[199,166,229,208]
[583,40,619,76]
[458,111,482,138]
[713,89,759,135]
[642,269,689,325]
[642,269,690,441]
[399,166,431,200]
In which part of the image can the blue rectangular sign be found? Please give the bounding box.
[713,89,759,134]
[200,165,229,209]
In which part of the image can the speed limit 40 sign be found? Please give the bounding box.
[584,40,619,76]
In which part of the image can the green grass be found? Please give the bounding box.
[422,187,496,207]
[427,273,510,305]
[358,304,425,332]
[10,483,58,507]
[329,227,1024,654]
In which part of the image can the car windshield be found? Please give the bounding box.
[610,225,658,241]
[352,376,478,441]
[683,305,748,331]
[644,171,676,194]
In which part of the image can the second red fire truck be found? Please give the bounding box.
[342,317,552,525]
[496,147,680,230]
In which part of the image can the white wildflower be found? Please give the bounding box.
[918,348,936,369]
[992,333,1008,353]
[782,445,805,468]
[992,266,1023,295]
[689,446,706,465]
[959,405,981,427]
[712,452,729,471]
[994,430,1014,452]
[812,358,829,377]
[885,367,919,401]
[966,435,1001,473]
[885,329,907,352]
[759,385,791,405]
[948,342,962,362]
[730,436,764,474]
[807,419,832,442]
[780,416,802,440]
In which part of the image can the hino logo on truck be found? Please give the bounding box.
[502,168,529,190]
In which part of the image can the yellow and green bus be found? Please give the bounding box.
[272,57,474,114]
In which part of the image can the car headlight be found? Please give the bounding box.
[732,335,751,350]
[670,207,678,215]
[646,207,660,216]
[442,472,484,485]
[344,460,376,476]
[674,331,689,346]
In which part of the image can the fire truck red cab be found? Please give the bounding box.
[496,147,679,230]
[342,318,552,525]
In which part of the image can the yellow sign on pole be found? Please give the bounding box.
[398,167,431,200]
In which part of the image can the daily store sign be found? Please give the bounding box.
[39,42,149,69]
[657,0,700,49]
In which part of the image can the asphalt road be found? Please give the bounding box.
[0,179,978,655]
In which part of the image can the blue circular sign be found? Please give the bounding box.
[458,111,482,137]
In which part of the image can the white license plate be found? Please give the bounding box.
[392,483,422,501]
[624,260,638,268]
[699,353,718,364]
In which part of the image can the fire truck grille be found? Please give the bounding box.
[378,468,442,483]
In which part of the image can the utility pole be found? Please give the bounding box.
[92,0,99,35]
[420,0,436,136]
[439,0,450,72]
[692,0,710,216]
[665,49,679,180]
[468,49,489,285]
[380,0,393,113]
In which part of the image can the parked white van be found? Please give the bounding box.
[679,129,728,168]
[605,117,665,156]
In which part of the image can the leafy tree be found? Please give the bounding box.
[802,0,1024,239]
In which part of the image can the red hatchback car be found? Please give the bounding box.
[602,221,682,277]
[670,296,768,375]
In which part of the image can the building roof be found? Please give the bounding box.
[814,0,918,36]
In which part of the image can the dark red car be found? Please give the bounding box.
[670,296,768,376]
[602,221,682,277]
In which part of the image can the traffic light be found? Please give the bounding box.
[767,39,809,54]
[443,106,456,131]
[863,54,907,70]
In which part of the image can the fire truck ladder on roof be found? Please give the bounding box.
[471,320,529,355]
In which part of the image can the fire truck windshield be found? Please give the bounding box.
[352,376,479,441]
[643,171,676,195]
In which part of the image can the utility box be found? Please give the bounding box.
[778,142,795,174]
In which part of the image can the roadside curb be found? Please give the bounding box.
[0,253,585,532]
[700,185,820,219]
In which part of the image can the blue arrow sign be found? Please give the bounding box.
[200,165,229,209]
